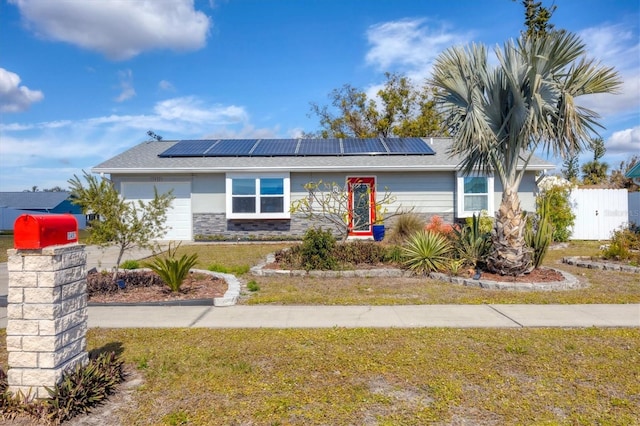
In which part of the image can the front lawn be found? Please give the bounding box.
[21,328,639,425]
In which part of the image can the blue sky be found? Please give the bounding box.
[1,0,638,192]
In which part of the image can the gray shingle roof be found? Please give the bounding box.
[0,191,72,210]
[92,137,555,174]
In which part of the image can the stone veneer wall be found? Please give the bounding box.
[193,213,341,240]
[193,212,455,240]
[6,244,88,399]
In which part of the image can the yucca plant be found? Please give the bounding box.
[144,242,199,292]
[402,230,452,274]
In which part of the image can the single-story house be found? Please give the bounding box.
[0,191,84,231]
[625,162,640,184]
[92,137,554,241]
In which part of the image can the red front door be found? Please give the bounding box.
[347,177,375,238]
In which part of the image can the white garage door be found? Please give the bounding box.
[121,181,192,241]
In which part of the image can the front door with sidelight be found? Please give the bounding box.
[347,177,375,238]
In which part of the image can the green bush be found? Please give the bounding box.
[525,197,553,269]
[119,259,140,269]
[454,213,492,268]
[537,181,575,242]
[144,242,199,292]
[402,230,452,274]
[300,228,337,271]
[386,213,426,245]
[465,210,493,235]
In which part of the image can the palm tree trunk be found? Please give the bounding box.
[487,186,532,276]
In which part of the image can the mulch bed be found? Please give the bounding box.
[87,270,227,304]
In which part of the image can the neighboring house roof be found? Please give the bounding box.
[625,162,640,179]
[92,138,555,174]
[0,191,73,210]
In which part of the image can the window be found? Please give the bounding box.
[226,173,290,219]
[456,173,494,218]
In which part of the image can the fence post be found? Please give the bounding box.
[6,244,88,399]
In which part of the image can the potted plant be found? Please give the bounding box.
[372,204,386,241]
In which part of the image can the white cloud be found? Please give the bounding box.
[9,0,211,60]
[153,96,247,125]
[0,67,44,112]
[365,18,471,77]
[606,126,640,153]
[114,69,135,102]
[577,23,640,120]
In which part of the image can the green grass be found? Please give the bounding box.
[13,328,633,425]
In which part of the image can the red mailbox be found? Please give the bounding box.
[14,214,79,249]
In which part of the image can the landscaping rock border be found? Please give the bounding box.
[88,268,240,307]
[429,268,583,291]
[251,254,582,291]
[562,256,640,274]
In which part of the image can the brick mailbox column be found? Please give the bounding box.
[6,244,88,399]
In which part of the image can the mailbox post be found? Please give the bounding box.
[6,214,88,399]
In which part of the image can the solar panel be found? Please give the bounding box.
[158,140,217,157]
[385,137,435,154]
[251,139,299,156]
[157,138,436,158]
[342,138,386,155]
[205,139,259,156]
[297,139,342,155]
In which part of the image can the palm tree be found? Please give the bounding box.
[432,32,620,275]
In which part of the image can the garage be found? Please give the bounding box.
[120,181,192,241]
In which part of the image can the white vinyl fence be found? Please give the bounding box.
[569,189,628,240]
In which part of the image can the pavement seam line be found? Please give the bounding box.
[487,305,524,327]
[189,306,214,327]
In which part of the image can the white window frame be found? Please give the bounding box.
[456,172,494,218]
[225,173,290,219]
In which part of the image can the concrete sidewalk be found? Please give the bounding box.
[1,304,637,329]
[1,244,639,329]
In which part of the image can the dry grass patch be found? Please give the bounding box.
[66,328,640,425]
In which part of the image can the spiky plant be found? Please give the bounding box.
[402,230,452,274]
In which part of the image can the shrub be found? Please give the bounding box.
[300,228,337,270]
[453,213,492,268]
[537,176,575,242]
[602,226,640,261]
[402,230,452,274]
[247,280,260,292]
[425,215,454,236]
[386,213,426,245]
[525,196,553,269]
[119,259,140,269]
[144,242,199,292]
[333,240,388,265]
[384,244,404,264]
[465,210,493,235]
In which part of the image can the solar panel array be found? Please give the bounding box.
[158,137,436,158]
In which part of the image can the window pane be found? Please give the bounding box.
[260,197,284,213]
[232,179,255,195]
[464,195,488,211]
[464,177,487,194]
[232,197,256,213]
[352,183,371,231]
[260,178,284,195]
